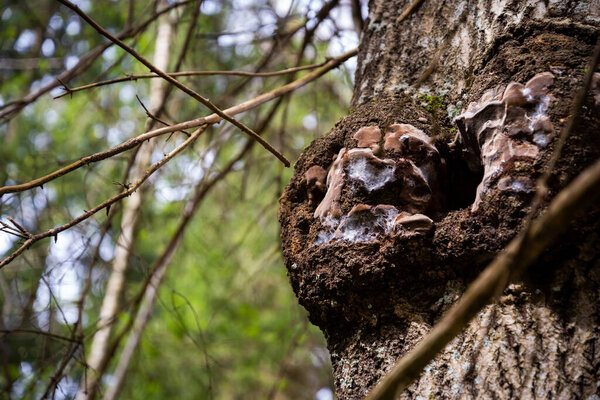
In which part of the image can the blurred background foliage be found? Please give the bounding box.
[0,0,361,398]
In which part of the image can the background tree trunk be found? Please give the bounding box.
[76,4,174,399]
[279,1,600,398]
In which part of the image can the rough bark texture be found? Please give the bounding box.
[279,1,600,399]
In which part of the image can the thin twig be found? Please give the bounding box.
[0,48,357,197]
[0,0,195,122]
[350,0,364,36]
[226,0,333,94]
[93,99,284,397]
[414,5,468,88]
[6,217,30,237]
[135,95,190,137]
[520,37,600,231]
[0,329,82,344]
[40,341,82,400]
[57,0,290,167]
[0,222,29,239]
[53,62,329,99]
[0,126,206,270]
[396,0,425,23]
[172,0,203,73]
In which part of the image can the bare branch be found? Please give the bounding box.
[0,48,357,197]
[350,0,364,36]
[0,125,207,270]
[52,61,329,99]
[396,0,425,23]
[0,329,82,344]
[0,0,195,122]
[134,95,189,137]
[522,38,600,226]
[57,0,290,167]
[94,99,285,398]
[40,341,81,400]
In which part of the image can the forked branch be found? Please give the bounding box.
[0,125,207,270]
[0,49,357,197]
[57,0,290,167]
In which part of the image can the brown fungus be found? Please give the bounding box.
[314,148,347,220]
[394,212,434,235]
[384,124,443,214]
[592,72,600,107]
[497,176,535,193]
[455,72,555,211]
[311,123,443,245]
[353,125,382,154]
[383,123,432,154]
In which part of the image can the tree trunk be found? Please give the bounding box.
[279,1,600,398]
[76,4,174,398]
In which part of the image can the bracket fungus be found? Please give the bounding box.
[592,72,600,107]
[455,72,555,211]
[305,165,327,205]
[308,124,442,245]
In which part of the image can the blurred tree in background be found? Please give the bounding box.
[0,0,361,398]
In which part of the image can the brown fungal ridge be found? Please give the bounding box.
[353,125,382,153]
[308,123,442,245]
[395,212,434,235]
[592,72,600,106]
[455,72,556,211]
[314,148,347,219]
[383,123,433,153]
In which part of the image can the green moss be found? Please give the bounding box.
[418,94,445,114]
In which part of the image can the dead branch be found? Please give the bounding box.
[0,48,357,197]
[0,329,82,344]
[0,0,195,122]
[93,100,286,399]
[0,125,207,270]
[57,0,290,167]
[396,0,425,23]
[53,62,329,99]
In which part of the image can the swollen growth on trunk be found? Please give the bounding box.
[279,1,600,398]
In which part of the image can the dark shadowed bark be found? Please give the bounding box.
[279,1,600,398]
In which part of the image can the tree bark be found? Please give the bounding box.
[279,1,600,398]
